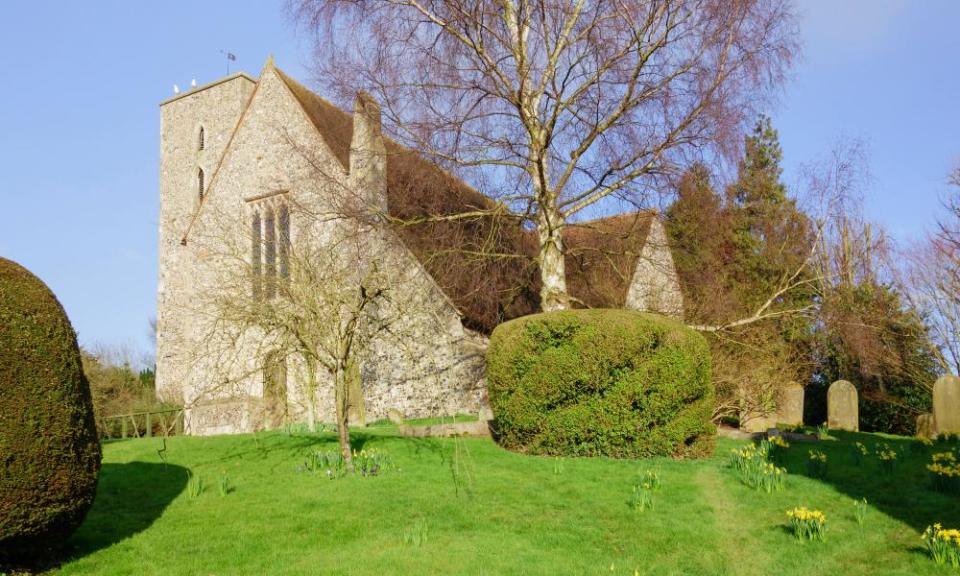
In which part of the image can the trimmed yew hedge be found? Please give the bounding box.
[0,257,101,560]
[487,309,715,458]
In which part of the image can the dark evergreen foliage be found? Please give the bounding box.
[0,257,101,560]
[666,118,816,422]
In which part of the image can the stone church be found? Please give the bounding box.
[156,59,684,435]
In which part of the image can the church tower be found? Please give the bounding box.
[156,73,256,404]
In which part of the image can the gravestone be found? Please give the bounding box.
[933,375,960,435]
[827,380,858,432]
[741,412,776,433]
[778,382,805,427]
[916,412,936,439]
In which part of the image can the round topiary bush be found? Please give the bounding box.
[487,309,715,458]
[0,257,101,560]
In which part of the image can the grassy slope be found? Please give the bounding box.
[52,429,959,576]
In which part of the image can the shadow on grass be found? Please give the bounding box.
[4,461,189,572]
[191,428,395,468]
[57,461,189,566]
[778,431,960,532]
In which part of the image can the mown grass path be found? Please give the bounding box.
[695,464,772,576]
[46,429,960,575]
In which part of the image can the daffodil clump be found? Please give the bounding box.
[729,443,763,473]
[630,469,663,512]
[769,435,790,448]
[769,435,790,464]
[786,507,827,542]
[922,523,960,567]
[852,441,869,466]
[807,449,827,479]
[912,435,934,454]
[354,448,392,476]
[303,448,393,478]
[927,451,960,493]
[853,497,868,527]
[729,441,786,493]
[876,444,898,474]
[641,469,662,491]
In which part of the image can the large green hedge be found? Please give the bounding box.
[0,258,101,560]
[487,309,715,458]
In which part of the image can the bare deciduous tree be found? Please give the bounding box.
[190,195,454,472]
[290,0,798,311]
[901,240,960,376]
[901,169,960,375]
[806,141,941,422]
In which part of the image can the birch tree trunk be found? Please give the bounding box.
[294,0,798,314]
[537,203,569,311]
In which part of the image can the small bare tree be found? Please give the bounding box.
[901,240,960,376]
[804,141,941,425]
[290,0,798,311]
[190,193,451,472]
[901,169,960,375]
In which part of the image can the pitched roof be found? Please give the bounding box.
[563,213,655,309]
[275,68,657,332]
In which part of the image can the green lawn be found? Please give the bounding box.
[48,427,960,575]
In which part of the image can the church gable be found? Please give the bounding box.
[185,63,350,242]
[272,67,686,329]
[623,216,684,318]
[181,62,685,331]
[156,61,686,434]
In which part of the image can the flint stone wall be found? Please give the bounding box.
[624,218,684,319]
[160,66,485,435]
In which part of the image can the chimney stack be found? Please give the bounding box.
[349,92,387,215]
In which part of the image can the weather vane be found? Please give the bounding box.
[220,50,237,75]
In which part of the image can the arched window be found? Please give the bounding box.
[198,126,205,151]
[264,207,277,299]
[278,204,290,281]
[198,168,205,201]
[251,211,262,301]
[248,193,289,302]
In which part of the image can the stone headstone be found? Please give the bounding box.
[916,412,936,439]
[740,412,776,433]
[933,375,960,435]
[778,382,805,427]
[827,380,858,432]
[387,408,404,425]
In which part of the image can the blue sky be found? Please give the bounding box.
[0,0,957,361]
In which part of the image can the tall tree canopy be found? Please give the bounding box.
[291,0,798,310]
[667,117,815,421]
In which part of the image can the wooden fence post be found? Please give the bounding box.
[102,409,184,441]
